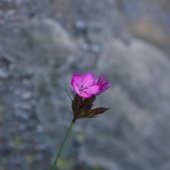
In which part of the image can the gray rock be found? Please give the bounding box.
[1,18,76,71]
[0,16,80,170]
[79,39,170,170]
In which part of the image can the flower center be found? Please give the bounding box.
[78,83,89,94]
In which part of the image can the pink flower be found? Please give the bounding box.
[97,75,110,93]
[71,73,110,98]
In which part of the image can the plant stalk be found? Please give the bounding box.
[50,120,75,170]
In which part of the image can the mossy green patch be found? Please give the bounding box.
[56,158,73,170]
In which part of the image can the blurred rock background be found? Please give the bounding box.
[0,0,170,170]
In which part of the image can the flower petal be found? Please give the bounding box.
[79,92,93,98]
[97,75,110,93]
[97,75,105,85]
[101,82,110,92]
[84,84,100,95]
[71,74,81,86]
[81,73,96,88]
[72,81,80,95]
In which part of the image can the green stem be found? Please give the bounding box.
[50,120,75,170]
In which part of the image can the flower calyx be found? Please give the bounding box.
[72,94,109,122]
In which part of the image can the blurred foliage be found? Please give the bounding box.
[26,155,34,164]
[56,158,73,170]
[14,136,22,145]
[76,131,85,142]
